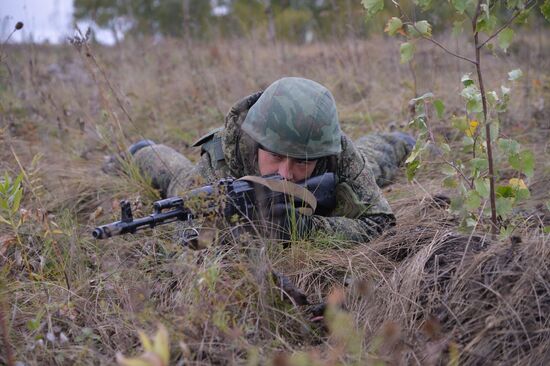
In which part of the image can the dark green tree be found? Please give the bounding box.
[74,0,214,40]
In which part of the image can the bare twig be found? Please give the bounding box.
[0,22,23,63]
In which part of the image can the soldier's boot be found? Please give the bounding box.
[390,131,416,152]
[128,139,156,155]
[101,139,156,175]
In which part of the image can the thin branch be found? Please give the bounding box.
[473,0,498,236]
[395,1,477,65]
[419,33,477,64]
[478,0,537,49]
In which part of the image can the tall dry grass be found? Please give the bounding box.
[0,30,549,365]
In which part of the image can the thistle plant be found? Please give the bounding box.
[363,0,550,235]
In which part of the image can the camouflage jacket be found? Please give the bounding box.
[134,93,409,243]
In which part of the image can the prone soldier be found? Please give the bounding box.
[114,77,414,242]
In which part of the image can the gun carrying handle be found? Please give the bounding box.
[237,175,317,216]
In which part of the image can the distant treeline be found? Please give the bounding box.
[74,0,549,43]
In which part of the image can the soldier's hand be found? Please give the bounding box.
[269,203,313,241]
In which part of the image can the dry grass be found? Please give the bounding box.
[0,31,549,365]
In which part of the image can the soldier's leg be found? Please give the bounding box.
[355,132,415,187]
[131,142,194,197]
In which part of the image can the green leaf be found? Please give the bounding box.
[477,14,497,33]
[496,197,514,217]
[400,42,415,64]
[508,69,523,81]
[13,172,24,189]
[1,172,10,193]
[466,99,483,113]
[443,176,458,188]
[385,17,403,36]
[470,158,488,172]
[460,83,482,113]
[544,226,550,234]
[361,0,384,18]
[450,196,464,212]
[474,178,490,199]
[407,21,432,37]
[498,28,514,52]
[499,138,520,155]
[509,150,535,177]
[0,198,9,212]
[487,91,499,106]
[465,190,482,211]
[406,159,420,181]
[461,73,474,87]
[496,185,514,198]
[515,187,530,201]
[409,115,428,132]
[405,140,424,164]
[452,115,469,131]
[461,85,479,100]
[514,9,531,25]
[433,99,445,119]
[11,188,22,214]
[27,318,42,332]
[541,0,550,21]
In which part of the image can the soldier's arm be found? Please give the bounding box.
[309,135,396,243]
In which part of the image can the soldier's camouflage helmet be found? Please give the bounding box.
[241,77,342,160]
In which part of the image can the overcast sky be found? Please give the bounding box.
[1,0,116,44]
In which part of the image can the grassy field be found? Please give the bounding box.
[1,30,549,365]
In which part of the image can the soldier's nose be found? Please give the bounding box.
[278,160,294,181]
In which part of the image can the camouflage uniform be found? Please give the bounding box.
[133,79,413,243]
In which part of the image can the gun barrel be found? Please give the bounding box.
[92,207,189,239]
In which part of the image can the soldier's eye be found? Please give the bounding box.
[296,159,316,166]
[269,152,284,161]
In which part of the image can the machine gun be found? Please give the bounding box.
[92,173,336,239]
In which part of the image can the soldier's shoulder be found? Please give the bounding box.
[192,127,226,171]
[191,127,225,148]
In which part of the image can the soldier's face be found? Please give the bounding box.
[257,148,318,182]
